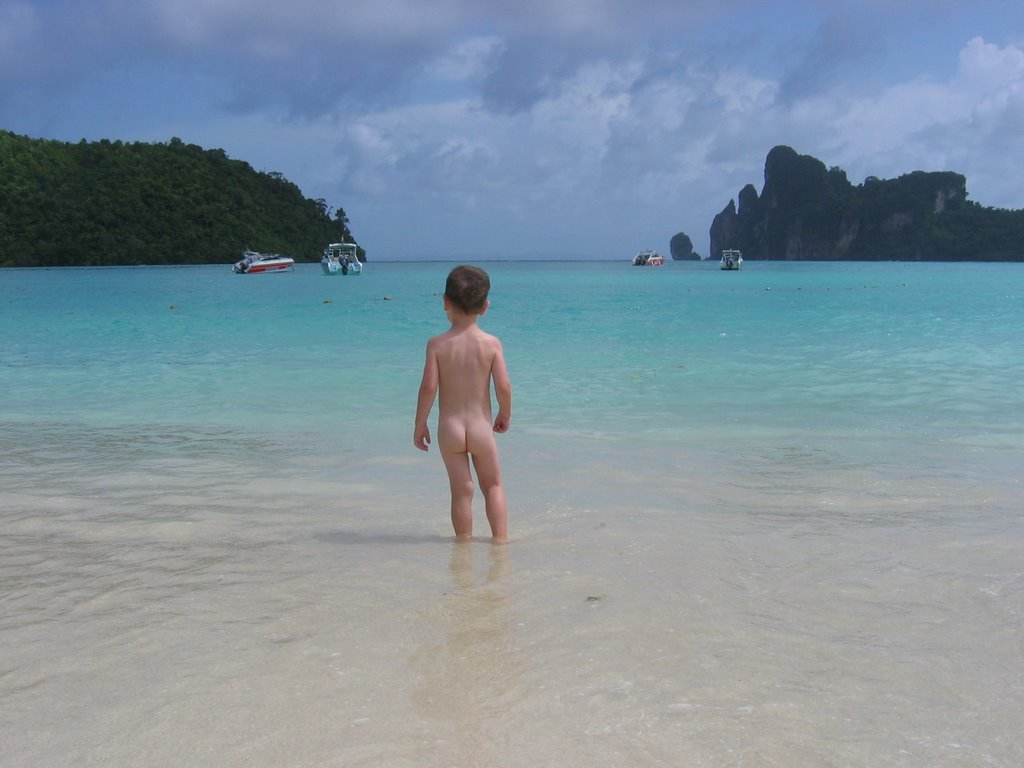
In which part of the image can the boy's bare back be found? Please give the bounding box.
[432,325,508,454]
[413,265,511,541]
[415,322,511,458]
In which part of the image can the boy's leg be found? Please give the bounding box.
[471,448,507,542]
[441,449,474,538]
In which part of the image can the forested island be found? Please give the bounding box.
[0,131,359,267]
[706,145,1024,261]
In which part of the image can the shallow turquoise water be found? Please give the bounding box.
[2,260,1021,479]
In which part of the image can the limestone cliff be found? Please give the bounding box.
[669,231,700,260]
[709,146,1023,261]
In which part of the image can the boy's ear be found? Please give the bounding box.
[478,299,491,316]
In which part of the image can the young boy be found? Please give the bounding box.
[414,265,512,542]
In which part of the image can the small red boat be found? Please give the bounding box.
[233,250,295,274]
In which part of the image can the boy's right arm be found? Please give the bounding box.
[414,340,439,451]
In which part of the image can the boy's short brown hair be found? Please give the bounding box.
[445,265,491,314]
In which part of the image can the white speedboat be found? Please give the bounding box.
[632,249,665,266]
[232,250,295,274]
[321,242,362,275]
[720,249,743,270]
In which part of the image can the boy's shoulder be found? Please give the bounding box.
[427,326,461,346]
[428,324,502,350]
[470,326,503,348]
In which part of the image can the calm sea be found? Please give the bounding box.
[2,260,1022,766]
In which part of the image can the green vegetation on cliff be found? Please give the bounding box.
[710,145,1024,261]
[0,131,359,267]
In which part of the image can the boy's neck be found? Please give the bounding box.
[448,312,480,329]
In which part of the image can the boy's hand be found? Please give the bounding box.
[414,424,431,451]
[493,414,510,434]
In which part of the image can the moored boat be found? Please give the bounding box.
[232,250,295,274]
[720,249,743,270]
[321,242,363,275]
[632,249,665,266]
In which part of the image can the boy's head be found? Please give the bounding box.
[444,265,491,314]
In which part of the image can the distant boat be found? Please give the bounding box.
[321,242,363,275]
[632,249,665,266]
[720,249,743,270]
[232,250,295,274]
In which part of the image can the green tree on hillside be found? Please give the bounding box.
[0,131,363,267]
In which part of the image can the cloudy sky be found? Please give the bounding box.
[2,0,1022,259]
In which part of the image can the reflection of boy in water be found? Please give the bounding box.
[414,266,512,542]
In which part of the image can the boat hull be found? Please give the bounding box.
[632,249,664,266]
[321,242,362,275]
[719,249,743,270]
[321,259,361,275]
[246,260,294,273]
[232,250,295,274]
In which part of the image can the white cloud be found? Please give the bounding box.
[795,37,1024,203]
[295,31,1024,257]
[3,1,1023,258]
[957,35,1024,90]
[425,36,505,83]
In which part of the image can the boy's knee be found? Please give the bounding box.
[451,478,475,499]
[476,472,502,494]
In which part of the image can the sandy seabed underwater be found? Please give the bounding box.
[1,260,1022,766]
